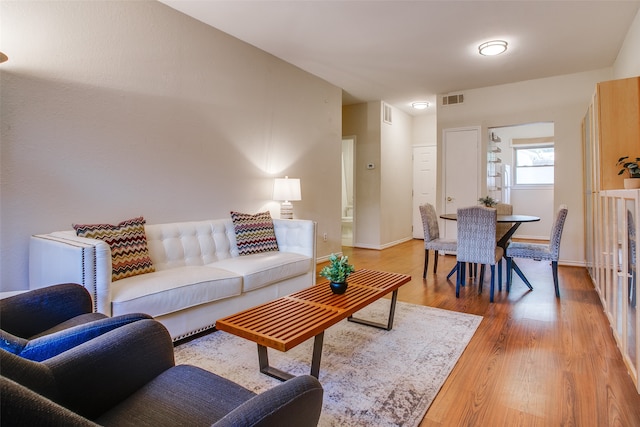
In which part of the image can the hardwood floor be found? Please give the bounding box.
[318,239,640,426]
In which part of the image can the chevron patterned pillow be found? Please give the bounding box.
[230,211,279,256]
[73,216,155,281]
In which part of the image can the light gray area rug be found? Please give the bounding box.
[174,300,482,427]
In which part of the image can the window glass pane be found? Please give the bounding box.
[515,147,554,166]
[514,145,554,185]
[516,166,554,184]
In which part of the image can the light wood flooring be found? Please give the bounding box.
[317,239,640,426]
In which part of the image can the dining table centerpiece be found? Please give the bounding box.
[478,195,498,207]
[320,253,355,294]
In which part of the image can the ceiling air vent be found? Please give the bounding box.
[442,94,464,106]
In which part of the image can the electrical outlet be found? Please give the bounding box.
[323,233,328,242]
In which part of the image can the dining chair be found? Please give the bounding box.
[505,204,568,297]
[455,206,504,302]
[419,203,457,277]
[495,203,513,279]
[495,203,513,243]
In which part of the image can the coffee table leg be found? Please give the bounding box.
[348,289,398,331]
[310,332,324,379]
[257,332,325,382]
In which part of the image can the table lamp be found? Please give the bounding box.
[273,176,301,219]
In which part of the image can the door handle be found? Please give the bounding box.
[447,197,453,202]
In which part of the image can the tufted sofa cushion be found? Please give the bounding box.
[213,251,312,292]
[110,267,243,318]
[145,220,237,269]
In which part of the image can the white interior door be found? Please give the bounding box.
[443,127,481,239]
[413,146,437,238]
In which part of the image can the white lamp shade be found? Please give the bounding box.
[273,177,301,202]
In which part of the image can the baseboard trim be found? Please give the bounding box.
[353,236,413,251]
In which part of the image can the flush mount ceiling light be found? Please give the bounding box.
[411,101,430,110]
[478,40,508,56]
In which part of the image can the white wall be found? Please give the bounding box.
[412,114,437,147]
[0,0,342,291]
[614,8,640,79]
[380,103,413,247]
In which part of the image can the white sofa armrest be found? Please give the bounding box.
[29,233,113,315]
[273,219,317,282]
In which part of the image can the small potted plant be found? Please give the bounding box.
[617,156,640,189]
[478,195,497,208]
[320,253,355,294]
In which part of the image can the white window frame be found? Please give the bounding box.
[512,143,555,189]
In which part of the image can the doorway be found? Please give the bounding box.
[342,136,355,247]
[413,146,437,238]
[488,122,555,239]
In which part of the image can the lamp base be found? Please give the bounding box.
[280,202,293,219]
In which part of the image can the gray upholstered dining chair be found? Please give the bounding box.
[495,203,513,243]
[505,204,568,297]
[419,203,457,277]
[455,206,504,302]
[495,203,513,279]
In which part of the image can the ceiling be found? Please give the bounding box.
[159,0,640,115]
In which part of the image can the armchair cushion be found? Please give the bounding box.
[96,365,258,426]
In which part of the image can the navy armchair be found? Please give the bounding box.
[1,319,324,426]
[0,283,151,361]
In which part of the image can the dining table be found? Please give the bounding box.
[440,213,541,288]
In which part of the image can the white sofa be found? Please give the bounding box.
[29,218,316,341]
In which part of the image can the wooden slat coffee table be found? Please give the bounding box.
[215,269,411,381]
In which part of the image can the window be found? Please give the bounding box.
[514,145,554,185]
